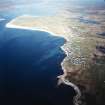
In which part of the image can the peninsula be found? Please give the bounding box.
[6,8,105,105]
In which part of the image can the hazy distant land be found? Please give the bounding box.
[6,8,105,105]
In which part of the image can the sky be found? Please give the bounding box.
[0,0,105,17]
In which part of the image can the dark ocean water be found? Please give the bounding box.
[0,20,75,105]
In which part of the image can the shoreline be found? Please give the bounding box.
[59,46,82,105]
[6,22,67,40]
[6,22,82,105]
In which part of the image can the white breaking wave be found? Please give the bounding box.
[0,18,5,21]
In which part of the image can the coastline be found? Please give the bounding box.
[59,45,82,105]
[6,21,82,105]
[6,22,67,41]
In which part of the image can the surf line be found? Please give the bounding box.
[58,41,82,105]
[58,73,81,105]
